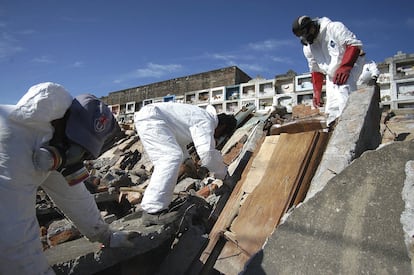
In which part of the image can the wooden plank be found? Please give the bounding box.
[214,132,318,274]
[243,135,279,194]
[216,235,251,273]
[198,122,267,275]
[199,134,273,265]
[292,131,329,206]
[269,119,327,135]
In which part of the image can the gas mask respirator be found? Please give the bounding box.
[292,16,320,46]
[33,142,91,185]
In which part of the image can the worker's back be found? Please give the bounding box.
[134,102,218,148]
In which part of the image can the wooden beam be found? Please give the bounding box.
[292,131,329,206]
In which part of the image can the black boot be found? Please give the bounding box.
[141,209,181,226]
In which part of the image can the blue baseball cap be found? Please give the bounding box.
[65,94,116,158]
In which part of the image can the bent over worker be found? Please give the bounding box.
[134,102,237,226]
[0,82,139,275]
[292,15,366,125]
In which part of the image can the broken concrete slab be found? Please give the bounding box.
[402,160,414,271]
[46,211,176,275]
[307,85,381,199]
[244,140,414,275]
[46,191,214,274]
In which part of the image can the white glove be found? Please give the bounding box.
[103,230,141,248]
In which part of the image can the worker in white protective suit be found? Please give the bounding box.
[292,15,366,125]
[134,102,237,226]
[358,60,380,86]
[0,82,140,275]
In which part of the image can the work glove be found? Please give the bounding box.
[333,45,361,85]
[102,230,141,248]
[311,71,324,108]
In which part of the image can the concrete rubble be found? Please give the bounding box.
[244,86,414,274]
[35,85,414,274]
[244,139,414,275]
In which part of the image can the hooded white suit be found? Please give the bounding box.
[134,103,227,213]
[303,17,365,124]
[0,83,109,274]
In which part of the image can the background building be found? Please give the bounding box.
[102,52,414,125]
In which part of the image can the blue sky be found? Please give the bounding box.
[1,0,413,104]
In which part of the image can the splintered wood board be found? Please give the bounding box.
[214,131,318,275]
[199,135,279,265]
[292,131,329,206]
[242,135,280,194]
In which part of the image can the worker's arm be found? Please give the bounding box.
[41,172,110,241]
[311,71,325,108]
[333,45,361,85]
[41,171,139,247]
[189,122,227,180]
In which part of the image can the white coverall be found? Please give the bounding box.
[303,17,365,125]
[0,83,109,274]
[358,61,380,86]
[134,102,227,213]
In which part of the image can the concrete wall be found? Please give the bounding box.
[102,66,251,106]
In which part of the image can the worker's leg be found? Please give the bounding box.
[137,119,183,214]
[324,79,351,125]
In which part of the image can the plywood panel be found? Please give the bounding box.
[214,132,317,274]
[242,135,279,194]
[199,135,276,266]
[292,131,329,206]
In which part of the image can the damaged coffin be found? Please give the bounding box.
[199,130,328,275]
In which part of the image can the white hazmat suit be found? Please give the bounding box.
[358,61,380,86]
[134,103,227,214]
[0,83,111,274]
[302,17,365,124]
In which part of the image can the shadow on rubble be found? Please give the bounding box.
[395,132,410,141]
[95,240,172,275]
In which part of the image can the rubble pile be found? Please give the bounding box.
[36,119,232,250]
[39,86,414,274]
[35,104,272,248]
[38,103,331,273]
